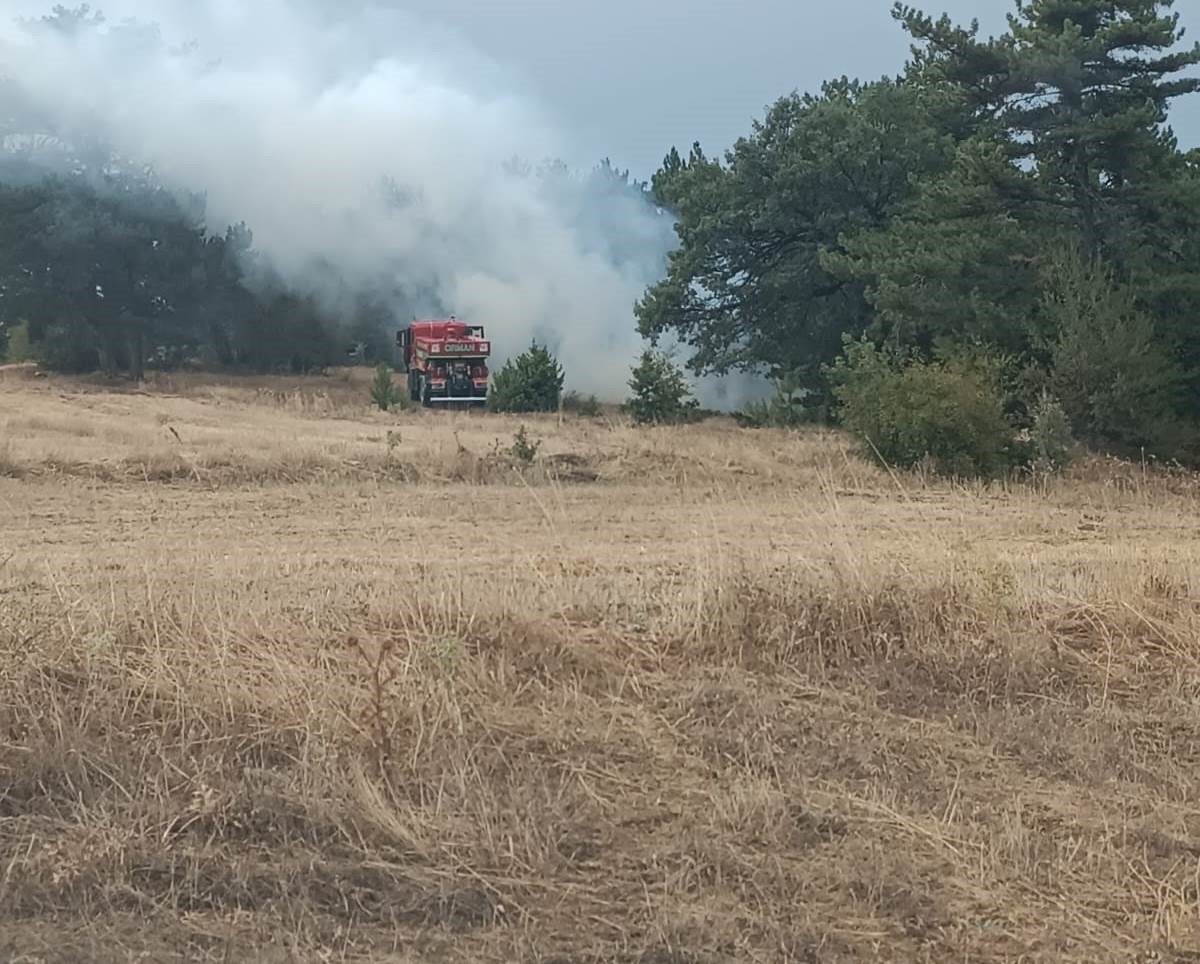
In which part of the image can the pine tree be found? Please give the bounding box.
[370,363,401,411]
[1043,247,1184,452]
[626,350,698,425]
[636,80,956,391]
[488,342,565,413]
[894,0,1200,258]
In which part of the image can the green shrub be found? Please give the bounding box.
[626,349,699,425]
[734,373,812,428]
[369,363,403,411]
[489,341,565,413]
[2,320,32,363]
[33,319,99,373]
[829,337,1019,478]
[562,390,602,417]
[1043,250,1183,455]
[1027,391,1077,473]
[509,425,541,463]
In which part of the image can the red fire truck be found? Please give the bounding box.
[395,317,492,408]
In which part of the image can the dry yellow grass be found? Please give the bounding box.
[2,365,1199,962]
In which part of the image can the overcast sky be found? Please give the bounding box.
[5,0,1199,177]
[390,0,1200,177]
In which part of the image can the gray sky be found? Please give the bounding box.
[391,0,1200,177]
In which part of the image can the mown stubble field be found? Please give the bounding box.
[1,365,1199,963]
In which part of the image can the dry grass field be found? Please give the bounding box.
[2,363,1199,963]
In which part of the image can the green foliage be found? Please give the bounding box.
[626,350,699,425]
[0,12,407,380]
[846,0,1200,364]
[370,363,402,411]
[508,425,541,463]
[638,79,957,392]
[628,0,1200,464]
[895,0,1200,261]
[0,165,347,378]
[562,390,602,417]
[344,302,396,367]
[2,321,32,363]
[1028,392,1077,474]
[733,374,814,428]
[33,318,101,374]
[488,342,565,413]
[827,144,1056,357]
[830,338,1019,478]
[7,0,1200,470]
[236,292,340,375]
[1043,250,1185,454]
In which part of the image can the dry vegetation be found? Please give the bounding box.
[1,364,1199,963]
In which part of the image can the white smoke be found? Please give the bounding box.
[0,0,699,399]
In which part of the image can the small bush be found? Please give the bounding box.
[509,425,541,463]
[734,374,812,429]
[626,349,699,425]
[562,390,602,417]
[33,319,99,373]
[489,342,565,413]
[370,363,403,411]
[1027,391,1076,473]
[3,321,33,363]
[829,337,1019,478]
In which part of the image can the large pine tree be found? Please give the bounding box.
[895,0,1200,259]
[635,79,957,393]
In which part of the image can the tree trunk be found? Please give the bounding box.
[1074,158,1100,260]
[127,316,145,381]
[93,320,118,377]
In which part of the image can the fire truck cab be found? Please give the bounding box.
[396,317,491,408]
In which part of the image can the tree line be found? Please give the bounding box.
[0,6,385,376]
[0,6,661,381]
[0,147,654,379]
[640,0,1200,463]
[6,1,1200,469]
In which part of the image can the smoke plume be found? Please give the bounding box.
[0,0,691,398]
